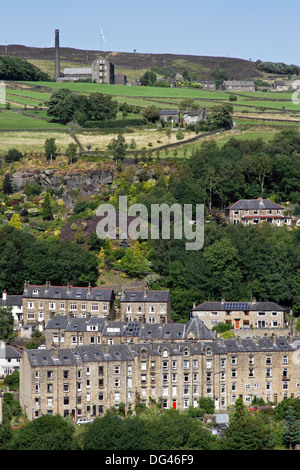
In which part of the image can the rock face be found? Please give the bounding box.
[11,168,113,206]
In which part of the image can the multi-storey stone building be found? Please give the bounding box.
[22,282,115,330]
[44,316,214,349]
[225,197,291,227]
[120,288,171,324]
[191,300,286,330]
[20,336,300,421]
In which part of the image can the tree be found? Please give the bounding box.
[44,138,57,161]
[2,174,12,195]
[207,104,233,130]
[5,148,23,163]
[8,214,21,230]
[282,407,300,450]
[66,143,78,164]
[213,68,228,89]
[107,133,128,162]
[86,93,118,121]
[47,88,87,124]
[0,306,14,343]
[139,70,157,86]
[42,192,53,221]
[8,414,80,450]
[143,105,160,123]
[219,397,275,450]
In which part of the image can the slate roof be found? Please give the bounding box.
[192,301,285,312]
[45,316,213,341]
[2,344,23,360]
[63,68,92,75]
[159,110,180,115]
[23,284,114,302]
[77,344,134,362]
[25,336,297,367]
[184,318,215,340]
[0,295,23,307]
[224,81,255,86]
[226,198,284,211]
[120,289,170,303]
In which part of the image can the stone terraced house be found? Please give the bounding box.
[20,336,300,421]
[119,288,171,324]
[22,282,115,330]
[191,300,286,330]
[44,317,214,349]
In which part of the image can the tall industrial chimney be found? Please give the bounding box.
[54,29,60,81]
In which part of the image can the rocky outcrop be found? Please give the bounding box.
[11,168,113,206]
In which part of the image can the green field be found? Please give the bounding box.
[1,80,300,155]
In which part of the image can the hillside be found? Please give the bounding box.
[0,44,265,81]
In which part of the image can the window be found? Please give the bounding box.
[92,303,99,311]
[49,302,56,310]
[114,379,120,387]
[114,366,120,374]
[81,303,86,311]
[60,301,65,310]
[103,304,108,312]
[70,302,77,311]
[27,301,34,309]
[38,301,43,309]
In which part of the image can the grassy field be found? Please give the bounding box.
[1,80,300,156]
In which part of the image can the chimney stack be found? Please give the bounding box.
[55,29,60,81]
[2,290,7,301]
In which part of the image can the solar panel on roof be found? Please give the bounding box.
[224,302,248,310]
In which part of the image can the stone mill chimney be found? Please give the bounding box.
[54,29,60,81]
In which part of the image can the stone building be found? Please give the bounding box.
[202,81,216,90]
[44,316,214,349]
[22,282,115,330]
[20,336,300,421]
[221,81,256,92]
[159,110,180,124]
[119,288,171,324]
[182,109,206,125]
[59,56,115,84]
[225,197,291,227]
[191,300,286,330]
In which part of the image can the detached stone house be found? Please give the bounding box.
[225,197,291,227]
[182,108,206,125]
[191,300,285,330]
[22,282,115,330]
[273,80,297,92]
[221,81,256,92]
[159,110,180,124]
[120,288,171,324]
[202,81,216,90]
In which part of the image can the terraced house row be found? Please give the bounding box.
[20,336,300,421]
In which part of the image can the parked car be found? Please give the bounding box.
[76,417,94,425]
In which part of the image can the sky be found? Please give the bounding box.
[1,0,300,65]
